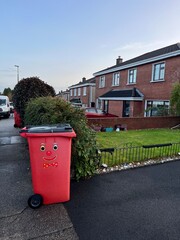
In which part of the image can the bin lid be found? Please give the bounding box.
[25,124,73,133]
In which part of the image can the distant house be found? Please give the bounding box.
[93,43,180,117]
[56,89,70,101]
[69,77,96,107]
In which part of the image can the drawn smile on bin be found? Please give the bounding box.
[43,155,57,161]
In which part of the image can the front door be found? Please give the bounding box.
[123,101,130,117]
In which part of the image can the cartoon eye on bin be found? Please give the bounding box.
[53,144,58,150]
[40,145,46,151]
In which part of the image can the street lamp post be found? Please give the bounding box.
[14,65,19,83]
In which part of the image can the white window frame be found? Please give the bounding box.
[99,76,105,88]
[112,72,120,86]
[83,86,87,96]
[96,98,102,109]
[128,68,137,84]
[74,88,77,96]
[78,88,81,96]
[145,100,170,117]
[70,89,73,97]
[151,62,165,82]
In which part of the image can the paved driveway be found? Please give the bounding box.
[65,160,180,240]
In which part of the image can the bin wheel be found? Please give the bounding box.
[28,194,43,209]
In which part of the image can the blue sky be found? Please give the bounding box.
[0,0,180,93]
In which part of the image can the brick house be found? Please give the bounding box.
[93,43,180,117]
[56,89,70,101]
[69,77,96,107]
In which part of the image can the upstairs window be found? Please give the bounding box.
[83,86,87,96]
[152,62,165,82]
[74,88,77,96]
[99,76,105,88]
[112,72,120,86]
[128,68,137,84]
[78,88,81,96]
[70,89,73,96]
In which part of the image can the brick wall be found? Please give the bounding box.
[87,116,180,130]
[108,101,123,116]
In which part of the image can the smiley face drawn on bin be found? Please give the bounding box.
[40,141,59,168]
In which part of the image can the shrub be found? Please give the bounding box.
[170,83,180,116]
[13,77,55,126]
[24,96,100,181]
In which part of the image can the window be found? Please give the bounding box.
[78,88,81,96]
[74,88,77,96]
[97,98,102,109]
[99,76,105,88]
[70,89,73,97]
[128,69,137,84]
[83,86,87,96]
[112,72,120,86]
[145,100,169,116]
[104,100,109,113]
[0,99,6,106]
[152,62,165,81]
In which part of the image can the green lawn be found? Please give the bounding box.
[96,129,180,166]
[96,128,180,148]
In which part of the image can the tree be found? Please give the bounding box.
[3,88,13,101]
[170,83,180,116]
[13,77,56,125]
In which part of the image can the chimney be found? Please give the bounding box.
[82,77,86,82]
[116,56,123,65]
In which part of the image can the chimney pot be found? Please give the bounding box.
[116,56,123,65]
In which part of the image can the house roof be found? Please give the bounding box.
[94,43,180,76]
[69,77,95,89]
[99,88,144,101]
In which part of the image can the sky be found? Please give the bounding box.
[0,0,180,94]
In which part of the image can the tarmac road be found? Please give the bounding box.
[0,116,78,240]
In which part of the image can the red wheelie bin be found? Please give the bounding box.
[14,110,22,128]
[20,124,76,208]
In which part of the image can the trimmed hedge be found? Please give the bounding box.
[24,96,100,181]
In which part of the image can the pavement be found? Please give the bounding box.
[1,116,180,240]
[0,116,78,240]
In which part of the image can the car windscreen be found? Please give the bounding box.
[96,109,104,114]
[85,108,96,113]
[0,99,6,106]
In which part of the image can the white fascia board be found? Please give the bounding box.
[99,97,143,101]
[136,88,144,98]
[93,51,180,76]
[69,83,95,89]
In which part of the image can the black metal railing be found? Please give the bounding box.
[99,142,180,166]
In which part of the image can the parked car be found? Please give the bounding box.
[0,95,10,118]
[82,107,118,118]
